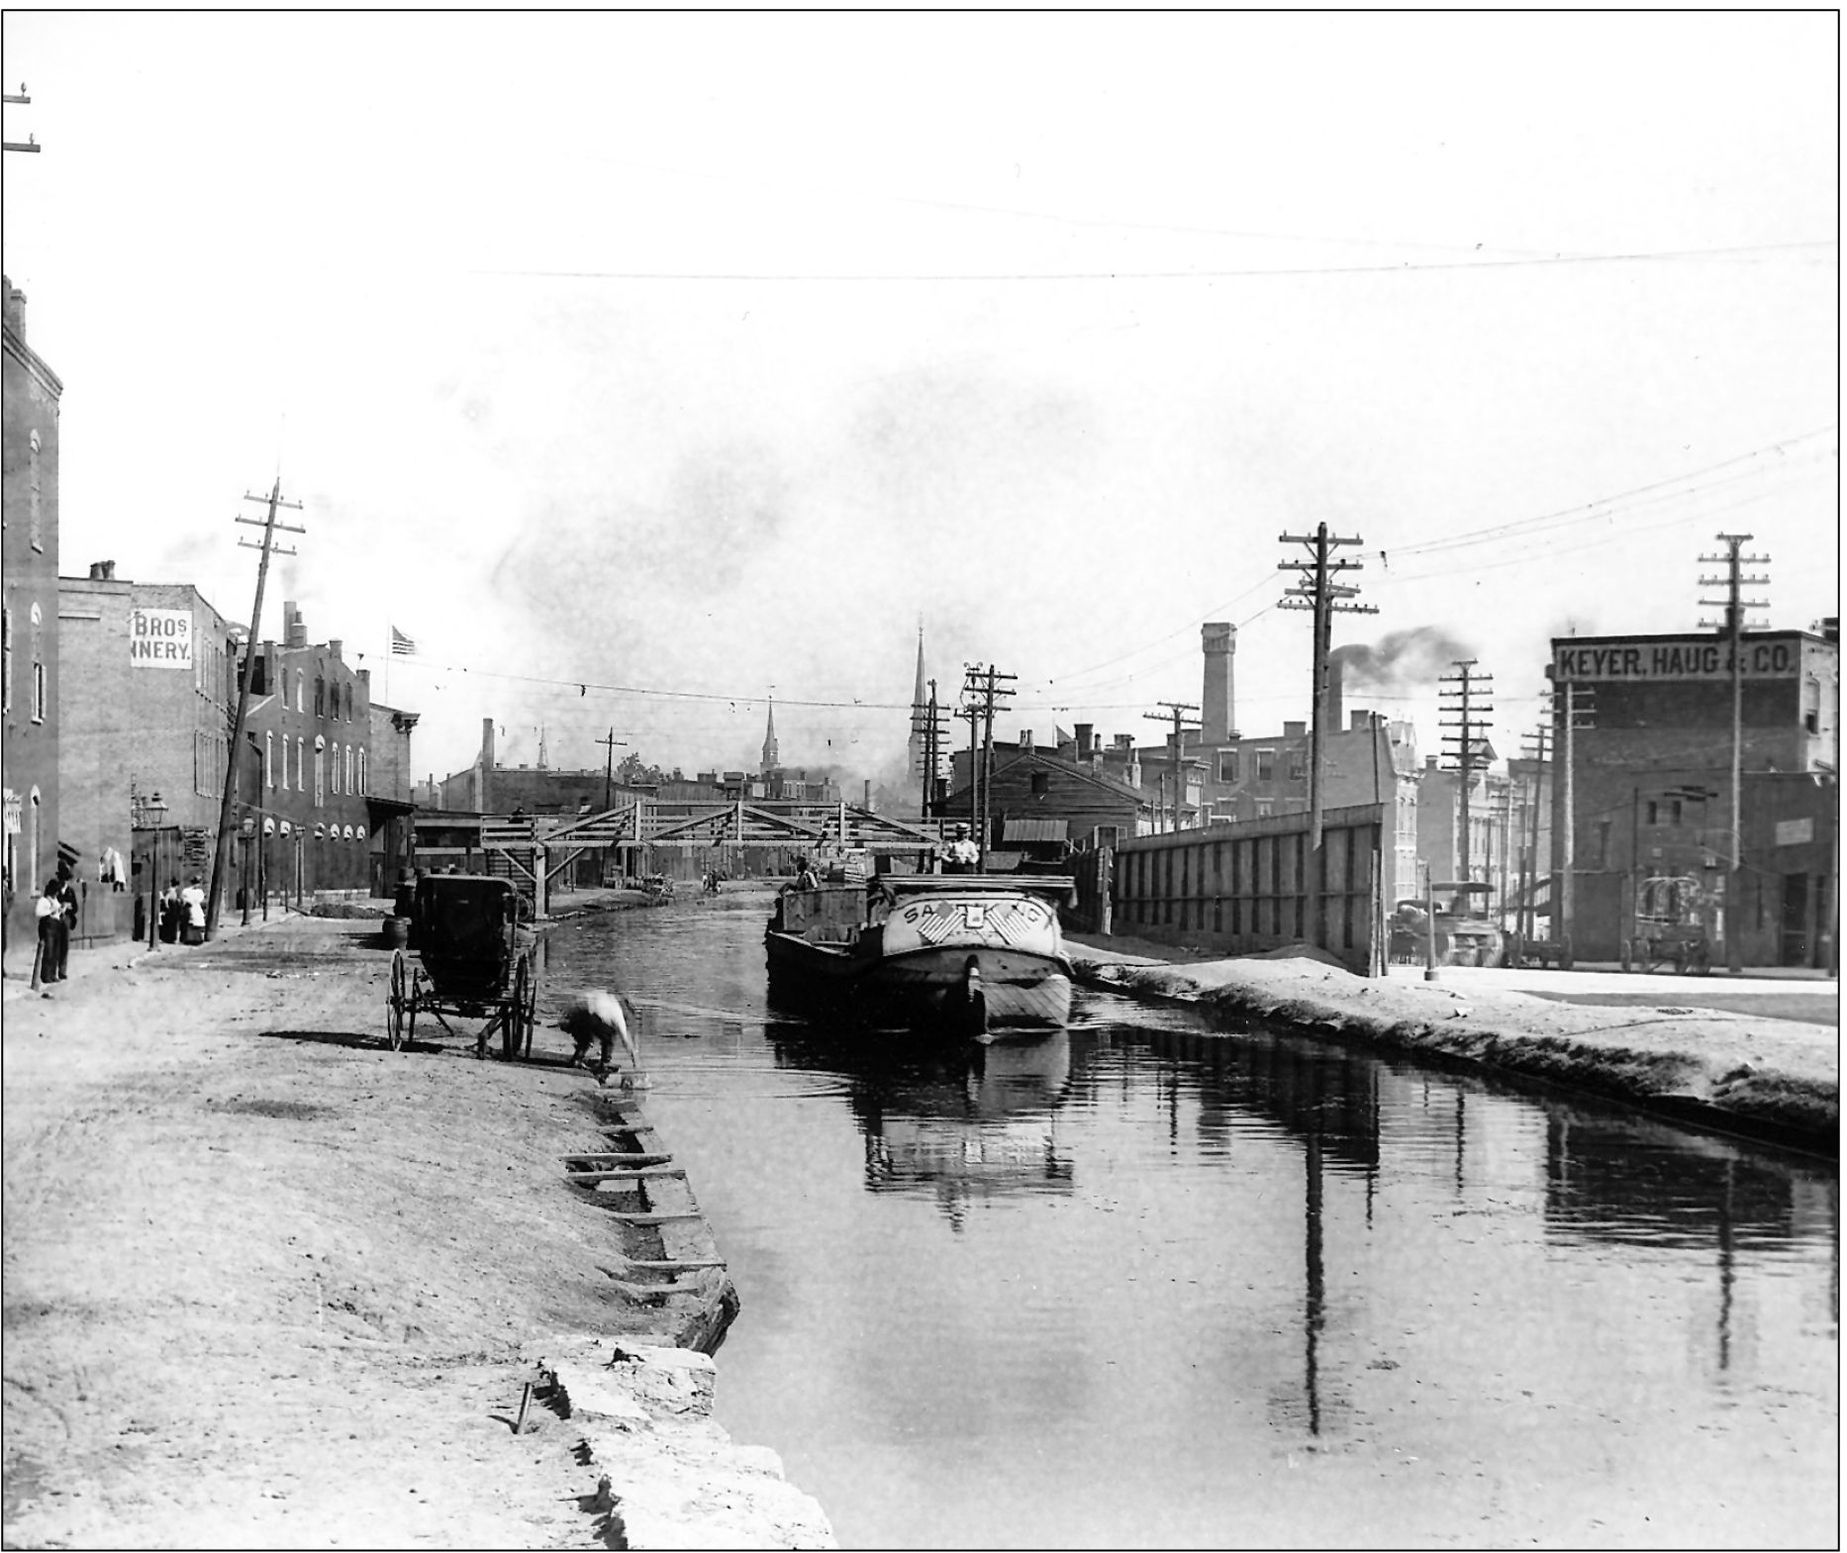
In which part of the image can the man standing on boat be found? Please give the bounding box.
[942,823,980,874]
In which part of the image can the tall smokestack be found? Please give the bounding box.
[1201,622,1236,743]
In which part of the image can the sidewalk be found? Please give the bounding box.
[1067,933,1837,1154]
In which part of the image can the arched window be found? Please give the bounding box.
[28,429,43,552]
[357,746,367,795]
[265,730,275,789]
[29,602,44,723]
[330,742,340,795]
[314,676,325,718]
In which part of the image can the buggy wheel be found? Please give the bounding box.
[387,950,409,1050]
[504,955,530,1062]
[520,951,539,1058]
[1619,939,1633,974]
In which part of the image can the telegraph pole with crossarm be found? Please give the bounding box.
[206,478,305,938]
[1279,523,1376,946]
[1144,702,1201,833]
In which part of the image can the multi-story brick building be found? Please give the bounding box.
[3,277,62,944]
[59,564,243,920]
[1552,625,1839,966]
[238,602,382,900]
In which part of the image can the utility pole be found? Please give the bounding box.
[1546,675,1595,962]
[914,679,949,816]
[206,478,304,938]
[3,84,41,155]
[961,664,1015,871]
[1520,719,1550,943]
[596,728,628,811]
[1280,523,1375,946]
[1438,660,1495,895]
[1699,533,1771,974]
[1144,702,1200,833]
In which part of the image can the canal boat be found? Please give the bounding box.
[765,873,1075,1039]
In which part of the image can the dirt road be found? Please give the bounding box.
[2,915,832,1549]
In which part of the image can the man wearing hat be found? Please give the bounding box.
[942,823,980,874]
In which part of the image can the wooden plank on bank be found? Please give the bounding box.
[619,1258,728,1271]
[561,1151,674,1167]
[560,1165,687,1182]
[604,1210,705,1224]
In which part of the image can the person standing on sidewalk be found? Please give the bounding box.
[34,879,67,984]
[179,876,207,945]
[53,869,78,979]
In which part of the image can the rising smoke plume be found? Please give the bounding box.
[1329,627,1476,690]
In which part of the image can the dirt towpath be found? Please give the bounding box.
[1067,935,1837,1154]
[2,914,834,1550]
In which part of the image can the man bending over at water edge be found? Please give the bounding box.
[556,990,639,1084]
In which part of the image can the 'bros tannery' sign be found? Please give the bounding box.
[1554,636,1800,684]
[130,608,193,669]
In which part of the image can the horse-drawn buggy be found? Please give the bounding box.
[385,873,540,1058]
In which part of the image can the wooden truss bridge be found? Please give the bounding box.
[476,800,954,910]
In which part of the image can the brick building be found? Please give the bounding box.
[3,277,62,943]
[237,603,384,900]
[58,565,243,919]
[1552,626,1839,967]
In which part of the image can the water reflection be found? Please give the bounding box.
[766,1026,1075,1226]
[551,909,1838,1549]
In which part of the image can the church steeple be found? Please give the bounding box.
[906,623,927,788]
[761,698,779,774]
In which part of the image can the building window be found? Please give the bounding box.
[1288,750,1306,781]
[1804,677,1822,735]
[1596,819,1613,869]
[32,659,46,723]
[265,730,275,789]
[357,746,367,794]
[1031,771,1049,796]
[314,676,325,718]
[298,735,306,790]
[296,674,305,715]
[1646,800,1659,826]
[1255,799,1274,818]
[345,744,355,793]
[28,429,43,552]
[1256,749,1274,782]
[1218,750,1238,783]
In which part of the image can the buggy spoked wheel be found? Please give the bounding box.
[504,955,531,1062]
[520,952,539,1059]
[387,949,410,1050]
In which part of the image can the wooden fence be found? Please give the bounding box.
[1103,802,1388,975]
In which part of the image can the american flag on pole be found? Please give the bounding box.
[390,626,417,656]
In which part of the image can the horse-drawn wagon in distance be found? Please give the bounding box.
[385,873,539,1059]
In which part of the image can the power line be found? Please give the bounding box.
[471,239,1834,286]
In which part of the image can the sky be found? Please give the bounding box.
[3,13,1837,791]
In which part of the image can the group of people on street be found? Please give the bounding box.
[157,876,208,946]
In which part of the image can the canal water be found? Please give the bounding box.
[546,890,1838,1550]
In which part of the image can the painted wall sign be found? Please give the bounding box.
[1553,637,1799,683]
[130,608,193,668]
[1774,817,1815,848]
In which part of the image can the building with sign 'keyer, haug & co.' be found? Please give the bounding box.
[1550,621,1838,969]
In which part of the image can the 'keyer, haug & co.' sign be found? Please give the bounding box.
[1554,637,1800,683]
[130,608,193,669]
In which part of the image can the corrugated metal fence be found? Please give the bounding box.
[1104,802,1388,975]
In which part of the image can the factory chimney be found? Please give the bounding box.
[1201,622,1236,743]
